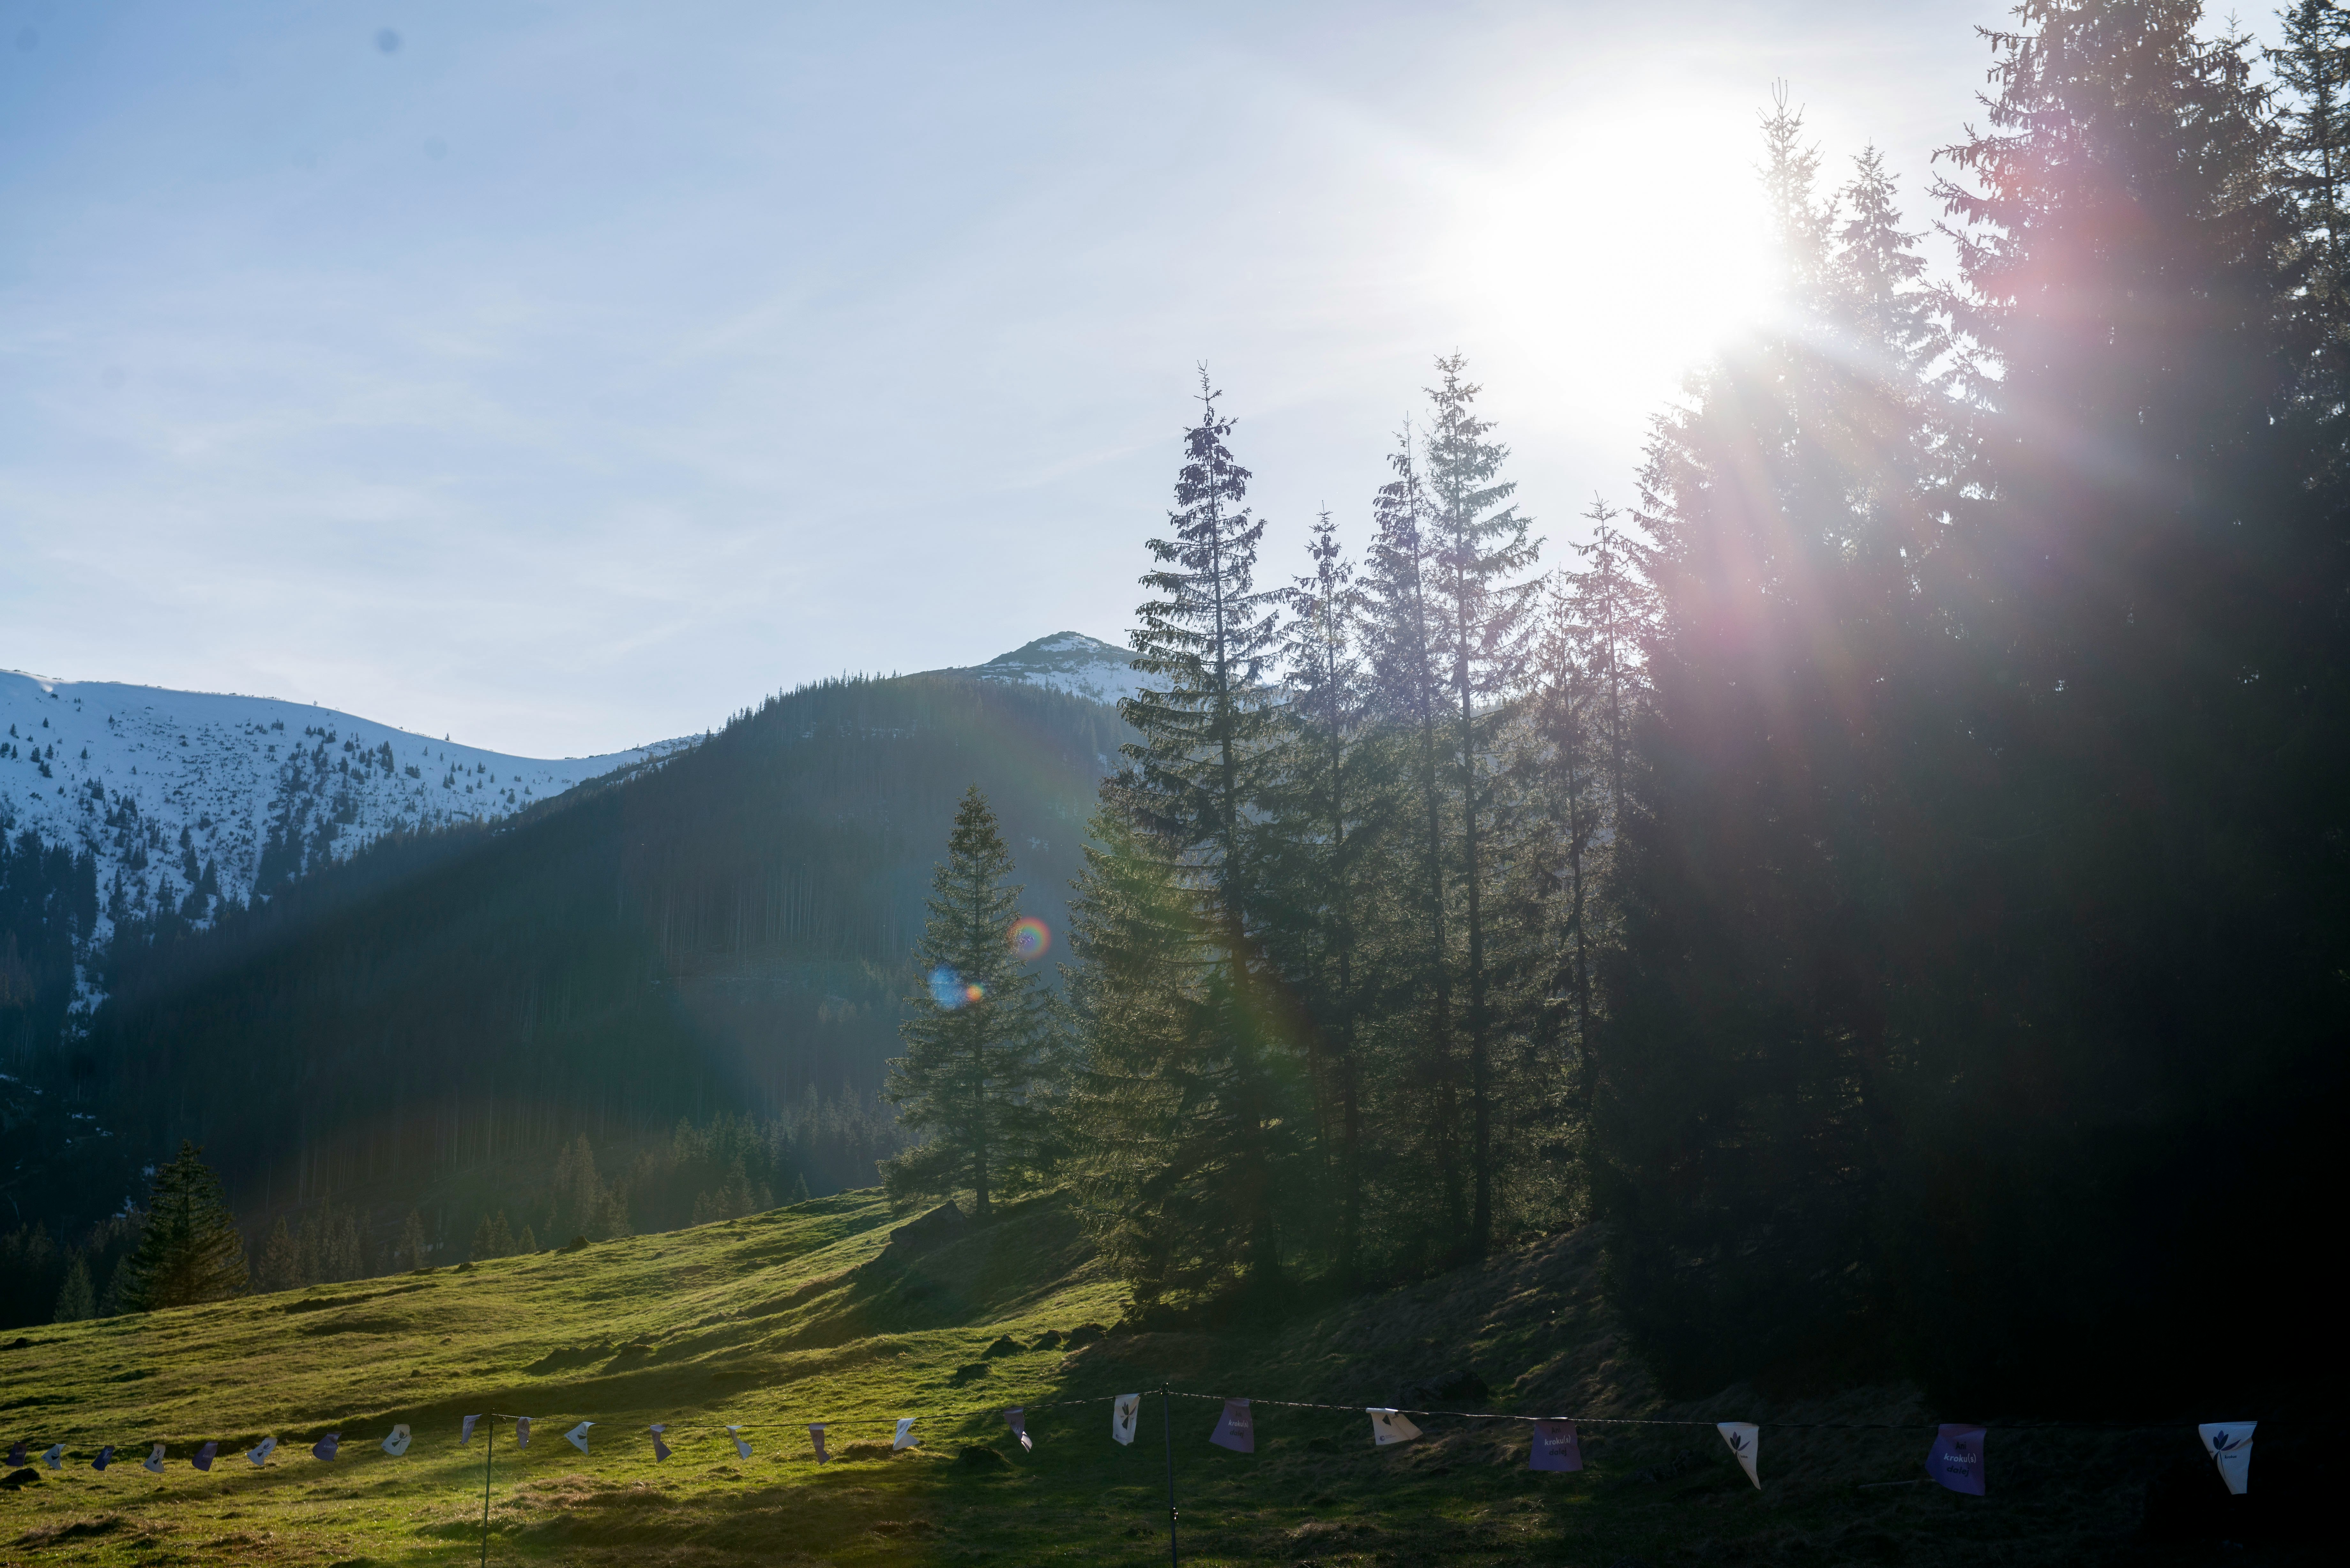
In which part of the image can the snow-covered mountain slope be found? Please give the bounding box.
[948,631,1146,707]
[0,669,694,941]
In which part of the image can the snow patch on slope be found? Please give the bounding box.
[0,669,695,947]
[948,632,1145,707]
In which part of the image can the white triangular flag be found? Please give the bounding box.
[382,1424,412,1458]
[1718,1421,1760,1489]
[42,1443,65,1470]
[1112,1394,1141,1446]
[460,1414,481,1445]
[565,1421,593,1455]
[893,1417,918,1451]
[727,1424,751,1460]
[246,1436,277,1466]
[1368,1408,1421,1446]
[2198,1422,2255,1495]
[143,1443,166,1474]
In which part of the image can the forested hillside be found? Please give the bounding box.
[0,673,1123,1319]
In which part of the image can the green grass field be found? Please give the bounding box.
[0,1192,2280,1565]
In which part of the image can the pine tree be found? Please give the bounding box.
[1598,89,1944,1390]
[1262,507,1384,1280]
[395,1210,430,1270]
[52,1254,95,1322]
[2273,0,2350,381]
[1359,422,1467,1247]
[1520,506,1620,1103]
[117,1141,248,1310]
[881,786,1056,1221]
[1084,373,1298,1292]
[1118,369,1285,950]
[1910,0,2319,1400]
[1065,808,1303,1305]
[256,1217,302,1291]
[1422,355,1543,1257]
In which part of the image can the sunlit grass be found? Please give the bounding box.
[2,1192,2168,1564]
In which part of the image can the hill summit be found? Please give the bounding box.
[941,632,1144,709]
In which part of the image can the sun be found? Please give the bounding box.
[1434,82,1776,436]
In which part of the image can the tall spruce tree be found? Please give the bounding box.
[118,1141,248,1310]
[2274,0,2350,379]
[1598,91,1949,1391]
[1077,374,1299,1297]
[1119,370,1285,947]
[1916,0,2328,1401]
[1524,498,1647,1107]
[1359,424,1468,1249]
[1262,508,1382,1280]
[881,786,1055,1222]
[1422,355,1542,1257]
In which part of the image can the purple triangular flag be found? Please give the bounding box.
[1005,1408,1032,1452]
[650,1425,671,1463]
[1529,1419,1582,1472]
[515,1417,531,1448]
[1209,1398,1254,1453]
[192,1442,218,1472]
[808,1423,830,1464]
[7,1441,24,1467]
[92,1445,115,1471]
[1926,1424,1985,1496]
[312,1433,339,1462]
[461,1414,481,1445]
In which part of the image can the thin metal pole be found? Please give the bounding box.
[1162,1384,1179,1568]
[480,1421,494,1568]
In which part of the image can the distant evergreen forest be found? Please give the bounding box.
[0,673,1125,1325]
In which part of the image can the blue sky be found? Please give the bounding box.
[2,0,2021,754]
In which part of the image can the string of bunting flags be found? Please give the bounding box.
[2,1394,2261,1499]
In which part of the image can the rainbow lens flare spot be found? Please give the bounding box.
[1009,917,1051,960]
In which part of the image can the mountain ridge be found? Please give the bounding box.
[0,668,698,957]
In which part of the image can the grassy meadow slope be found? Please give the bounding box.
[1,1191,2295,1566]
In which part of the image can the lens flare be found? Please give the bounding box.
[929,964,989,1007]
[1009,916,1051,960]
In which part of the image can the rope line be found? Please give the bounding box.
[14,1392,2255,1452]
